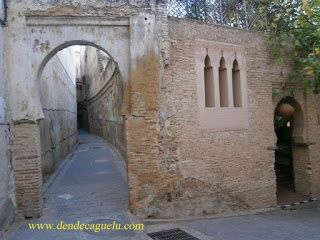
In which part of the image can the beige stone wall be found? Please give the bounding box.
[310,94,320,198]
[145,17,295,218]
[39,48,78,178]
[144,18,320,219]
[84,47,126,157]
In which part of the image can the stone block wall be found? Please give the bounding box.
[39,47,78,178]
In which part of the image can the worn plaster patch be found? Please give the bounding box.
[33,39,40,52]
[33,39,50,53]
[130,53,160,112]
[0,97,6,123]
[40,40,50,53]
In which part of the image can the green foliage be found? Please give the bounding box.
[181,0,319,91]
[183,0,250,26]
[261,0,320,91]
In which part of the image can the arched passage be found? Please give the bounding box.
[39,42,127,177]
[11,14,160,219]
[35,41,121,84]
[274,96,311,204]
[13,40,130,218]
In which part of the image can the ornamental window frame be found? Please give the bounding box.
[195,40,249,131]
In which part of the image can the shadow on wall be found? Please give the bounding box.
[81,46,126,158]
[38,45,127,180]
[39,47,78,179]
[274,96,312,198]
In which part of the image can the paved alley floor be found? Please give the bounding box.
[145,208,320,240]
[4,131,146,240]
[2,132,320,240]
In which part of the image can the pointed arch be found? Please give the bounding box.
[219,57,228,107]
[232,59,242,107]
[204,55,214,107]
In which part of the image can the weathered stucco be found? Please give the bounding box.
[0,26,15,229]
[5,0,164,219]
[39,47,78,178]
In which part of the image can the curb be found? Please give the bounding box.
[277,197,318,210]
[42,143,79,193]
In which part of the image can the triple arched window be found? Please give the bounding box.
[196,40,248,130]
[204,55,242,108]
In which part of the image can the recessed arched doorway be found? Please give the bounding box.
[274,96,311,204]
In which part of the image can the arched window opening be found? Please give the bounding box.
[232,59,242,107]
[204,55,214,107]
[219,57,228,107]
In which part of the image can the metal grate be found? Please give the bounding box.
[148,228,200,240]
[167,0,267,31]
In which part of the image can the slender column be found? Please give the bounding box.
[213,65,220,108]
[227,64,234,107]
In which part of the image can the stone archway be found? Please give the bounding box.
[13,42,129,219]
[10,13,161,218]
[35,40,123,84]
[8,13,161,217]
[274,96,312,203]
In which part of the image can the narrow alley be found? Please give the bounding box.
[5,131,145,240]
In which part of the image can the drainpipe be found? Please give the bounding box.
[0,0,8,27]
